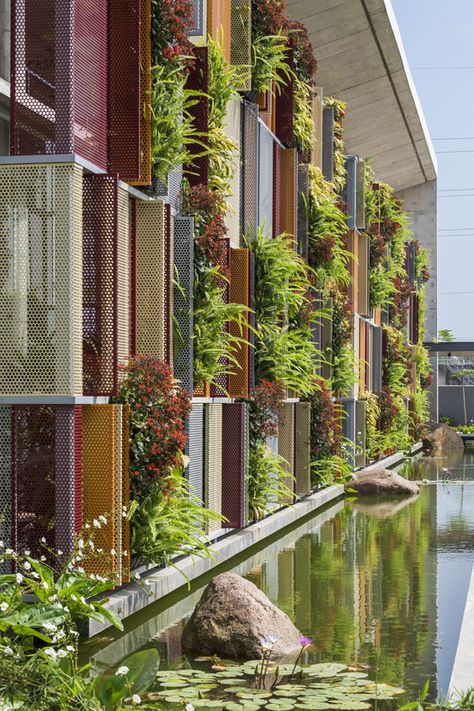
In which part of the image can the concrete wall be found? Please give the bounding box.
[439,385,474,426]
[397,179,438,422]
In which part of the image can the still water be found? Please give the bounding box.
[89,451,474,701]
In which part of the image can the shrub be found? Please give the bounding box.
[247,379,286,445]
[248,442,294,521]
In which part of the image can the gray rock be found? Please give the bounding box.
[181,572,302,660]
[423,424,464,453]
[345,468,420,496]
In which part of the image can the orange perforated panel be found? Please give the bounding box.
[130,0,152,186]
[229,248,250,398]
[279,148,297,245]
[82,404,129,584]
[135,201,166,358]
[208,0,231,62]
[0,163,83,396]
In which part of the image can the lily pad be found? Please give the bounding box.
[340,672,369,679]
[328,701,371,709]
[295,702,336,710]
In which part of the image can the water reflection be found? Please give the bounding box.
[92,454,474,701]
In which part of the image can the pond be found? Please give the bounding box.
[88,451,474,705]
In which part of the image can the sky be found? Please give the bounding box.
[391,0,474,341]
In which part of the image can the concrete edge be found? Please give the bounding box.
[85,484,344,637]
[449,563,474,698]
[363,442,423,472]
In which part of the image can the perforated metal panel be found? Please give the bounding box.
[208,0,231,62]
[258,122,274,233]
[273,142,281,237]
[174,217,194,394]
[154,166,183,212]
[186,46,209,188]
[341,400,355,467]
[294,402,311,497]
[55,406,83,554]
[322,107,335,182]
[230,0,251,90]
[248,252,256,390]
[356,159,366,231]
[357,232,370,317]
[186,404,204,504]
[130,0,152,186]
[108,0,140,181]
[279,148,298,247]
[297,164,309,259]
[242,101,259,234]
[355,399,367,469]
[0,163,83,396]
[275,47,294,147]
[164,206,174,366]
[118,188,131,370]
[11,0,108,169]
[229,248,250,398]
[135,200,166,358]
[222,403,249,528]
[225,98,242,245]
[0,408,12,567]
[278,402,295,504]
[82,404,129,584]
[204,404,222,534]
[188,0,205,36]
[343,156,357,230]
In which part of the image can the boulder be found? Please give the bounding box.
[181,572,302,660]
[423,424,464,453]
[344,468,419,496]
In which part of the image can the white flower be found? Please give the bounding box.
[31,572,39,580]
[57,550,63,556]
[57,649,68,658]
[5,549,13,555]
[123,550,128,557]
[40,555,46,562]
[2,646,14,656]
[0,541,4,547]
[99,515,107,525]
[23,550,30,556]
[93,519,101,529]
[40,537,46,544]
[133,572,141,580]
[42,622,58,633]
[260,639,273,651]
[115,666,129,676]
[70,594,78,602]
[0,602,8,612]
[42,581,49,589]
[84,523,91,529]
[132,695,141,705]
[15,573,23,584]
[23,561,31,570]
[77,539,84,549]
[66,645,75,652]
[44,648,57,659]
[186,704,195,711]
[110,548,116,556]
[89,540,95,549]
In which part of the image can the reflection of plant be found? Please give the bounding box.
[248,442,294,521]
[128,455,223,566]
[113,357,191,499]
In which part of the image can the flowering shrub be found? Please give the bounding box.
[183,183,229,269]
[285,18,318,83]
[252,0,286,38]
[307,379,340,462]
[150,0,194,63]
[113,357,191,499]
[247,379,286,444]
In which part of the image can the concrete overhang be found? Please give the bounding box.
[287,0,437,191]
[425,343,474,356]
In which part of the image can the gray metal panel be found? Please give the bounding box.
[188,0,205,36]
[297,163,309,259]
[242,101,259,234]
[258,122,274,233]
[341,399,356,468]
[343,155,357,230]
[355,400,367,469]
[372,326,383,393]
[322,106,335,182]
[186,404,204,503]
[356,159,366,231]
[173,217,194,395]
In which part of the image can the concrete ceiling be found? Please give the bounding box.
[286,0,437,191]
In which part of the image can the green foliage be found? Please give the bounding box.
[248,442,295,521]
[435,688,474,711]
[193,264,249,391]
[332,342,356,397]
[324,97,347,193]
[129,456,223,567]
[438,328,455,343]
[245,227,320,395]
[251,31,292,94]
[311,453,353,488]
[293,76,314,151]
[306,166,351,289]
[148,60,204,183]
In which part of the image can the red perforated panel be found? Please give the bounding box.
[221,403,248,528]
[185,47,209,187]
[83,175,119,396]
[11,0,108,169]
[108,0,141,180]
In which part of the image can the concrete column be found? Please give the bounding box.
[397,179,438,422]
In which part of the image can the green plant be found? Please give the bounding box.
[252,31,292,94]
[148,60,204,184]
[293,76,314,151]
[248,442,295,521]
[128,455,223,567]
[438,328,455,343]
[324,97,346,193]
[331,342,356,397]
[311,453,353,488]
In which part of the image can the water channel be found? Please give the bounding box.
[86,451,474,704]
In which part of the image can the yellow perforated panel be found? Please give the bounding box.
[130,0,152,186]
[225,98,242,246]
[117,188,131,369]
[135,201,166,358]
[82,404,129,584]
[205,404,222,534]
[0,163,83,395]
[278,403,295,505]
